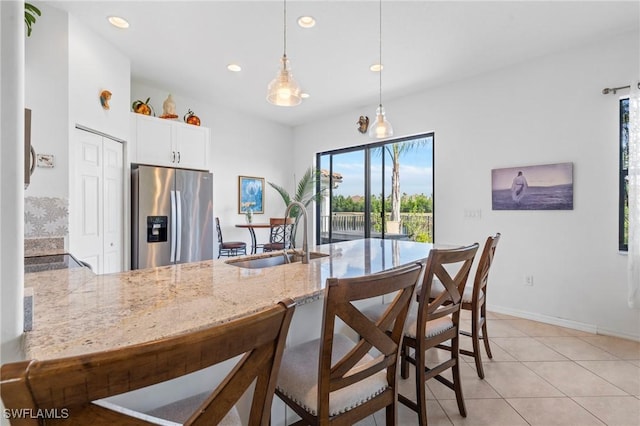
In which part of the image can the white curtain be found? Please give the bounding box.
[628,81,640,309]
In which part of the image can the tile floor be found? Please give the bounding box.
[360,311,640,426]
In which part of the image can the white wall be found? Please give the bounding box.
[130,82,293,250]
[293,30,640,340]
[66,14,131,264]
[24,3,68,198]
[68,15,131,142]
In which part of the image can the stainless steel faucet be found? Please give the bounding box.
[285,201,309,264]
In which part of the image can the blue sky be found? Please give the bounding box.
[321,137,434,197]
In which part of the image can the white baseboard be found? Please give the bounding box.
[486,304,640,342]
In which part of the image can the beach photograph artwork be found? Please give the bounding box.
[491,162,573,210]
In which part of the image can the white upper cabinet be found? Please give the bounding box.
[131,113,210,170]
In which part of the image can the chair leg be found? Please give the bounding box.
[400,342,410,380]
[481,304,493,359]
[415,343,428,426]
[451,336,467,418]
[471,307,485,379]
[385,400,396,425]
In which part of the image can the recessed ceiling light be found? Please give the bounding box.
[297,16,316,28]
[227,64,242,72]
[300,92,310,99]
[370,63,383,72]
[107,16,129,29]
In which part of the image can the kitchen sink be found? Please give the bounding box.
[225,251,329,269]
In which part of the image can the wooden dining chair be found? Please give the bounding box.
[458,233,501,379]
[362,244,479,426]
[400,244,479,426]
[262,217,294,252]
[275,262,425,425]
[216,216,247,258]
[426,234,501,379]
[1,299,296,426]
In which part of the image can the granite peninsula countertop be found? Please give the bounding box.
[23,238,434,361]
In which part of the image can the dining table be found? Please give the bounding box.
[235,222,272,254]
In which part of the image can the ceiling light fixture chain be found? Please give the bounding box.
[369,0,394,138]
[283,0,287,57]
[267,0,302,106]
[378,0,382,108]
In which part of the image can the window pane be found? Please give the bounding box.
[620,98,629,251]
[383,138,433,242]
[622,98,629,170]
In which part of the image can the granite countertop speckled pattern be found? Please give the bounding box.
[23,239,434,361]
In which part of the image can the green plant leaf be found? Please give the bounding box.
[25,3,41,15]
[25,3,41,37]
[267,182,292,207]
[268,166,326,209]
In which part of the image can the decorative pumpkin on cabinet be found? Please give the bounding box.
[132,97,154,116]
[183,109,201,126]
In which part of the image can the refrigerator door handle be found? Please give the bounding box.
[170,190,176,262]
[176,190,182,262]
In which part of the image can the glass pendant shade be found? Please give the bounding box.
[267,55,302,106]
[369,104,394,138]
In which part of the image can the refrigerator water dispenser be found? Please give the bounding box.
[147,216,168,243]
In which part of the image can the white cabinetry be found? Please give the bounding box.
[131,113,210,170]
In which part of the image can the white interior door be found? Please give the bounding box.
[71,129,123,274]
[103,139,123,273]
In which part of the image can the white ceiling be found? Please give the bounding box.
[46,1,639,127]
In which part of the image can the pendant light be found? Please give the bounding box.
[369,0,393,138]
[267,0,302,106]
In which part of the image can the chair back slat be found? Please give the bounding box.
[1,300,295,426]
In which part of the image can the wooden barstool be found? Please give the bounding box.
[424,234,501,378]
[459,233,501,378]
[1,299,295,425]
[275,262,425,425]
[362,244,479,426]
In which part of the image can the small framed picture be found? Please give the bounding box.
[238,176,265,214]
[37,154,54,168]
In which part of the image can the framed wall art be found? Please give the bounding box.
[491,162,573,210]
[238,176,265,214]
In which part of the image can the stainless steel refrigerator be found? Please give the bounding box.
[131,164,214,269]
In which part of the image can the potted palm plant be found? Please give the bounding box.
[268,167,326,246]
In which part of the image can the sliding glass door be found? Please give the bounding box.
[319,149,366,243]
[317,134,433,244]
